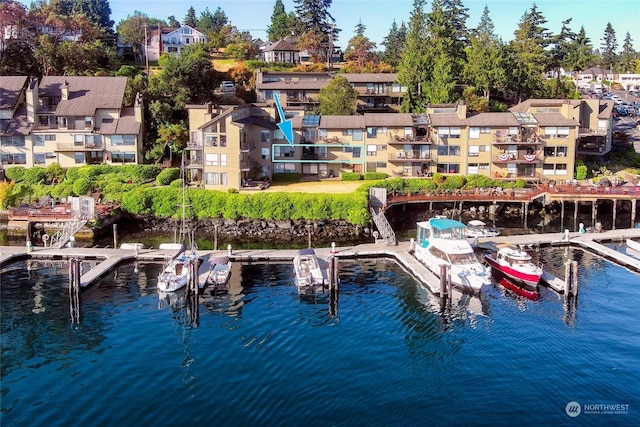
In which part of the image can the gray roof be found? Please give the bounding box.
[39,76,127,117]
[337,73,399,83]
[509,98,580,112]
[598,100,615,119]
[1,105,31,135]
[319,115,365,129]
[0,76,28,110]
[364,113,414,127]
[429,114,467,127]
[99,108,141,135]
[466,112,520,127]
[263,39,299,52]
[532,113,578,126]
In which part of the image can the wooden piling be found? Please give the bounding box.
[524,202,529,229]
[439,264,448,298]
[572,260,579,301]
[612,199,617,230]
[68,258,81,324]
[113,224,118,249]
[573,201,578,231]
[592,200,597,227]
[632,199,637,228]
[214,225,218,251]
[564,261,572,303]
[328,255,339,290]
[560,200,565,231]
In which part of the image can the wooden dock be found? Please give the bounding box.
[2,227,640,295]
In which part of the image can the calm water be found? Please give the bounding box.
[1,248,639,426]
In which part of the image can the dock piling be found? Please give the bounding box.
[328,255,339,290]
[68,258,82,324]
[113,224,118,249]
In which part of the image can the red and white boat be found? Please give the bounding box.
[484,245,542,294]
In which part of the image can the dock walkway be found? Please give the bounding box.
[2,228,640,294]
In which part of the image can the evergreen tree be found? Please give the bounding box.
[507,5,550,102]
[548,18,576,96]
[293,0,340,60]
[267,0,290,41]
[183,6,197,27]
[565,26,596,71]
[600,22,617,71]
[198,7,215,33]
[211,7,228,34]
[167,15,179,27]
[380,20,406,67]
[397,0,428,112]
[425,52,455,103]
[618,31,636,73]
[463,5,506,100]
[70,0,113,31]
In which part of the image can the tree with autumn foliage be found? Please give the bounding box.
[343,20,377,73]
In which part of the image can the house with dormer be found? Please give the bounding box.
[161,25,208,55]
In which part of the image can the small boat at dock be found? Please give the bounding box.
[206,256,232,293]
[293,248,328,295]
[157,243,199,293]
[484,245,542,296]
[465,220,499,239]
[627,239,640,253]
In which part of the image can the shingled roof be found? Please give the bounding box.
[40,76,127,117]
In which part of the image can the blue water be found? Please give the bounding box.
[1,249,639,426]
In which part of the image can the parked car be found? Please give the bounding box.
[219,81,235,93]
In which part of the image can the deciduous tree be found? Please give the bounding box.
[318,76,358,115]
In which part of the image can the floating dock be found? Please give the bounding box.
[2,228,640,295]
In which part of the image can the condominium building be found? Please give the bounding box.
[185,97,614,191]
[0,76,144,169]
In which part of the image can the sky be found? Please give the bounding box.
[21,0,640,50]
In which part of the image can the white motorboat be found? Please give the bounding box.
[293,248,328,295]
[465,220,499,239]
[627,238,640,253]
[414,216,491,292]
[206,256,232,293]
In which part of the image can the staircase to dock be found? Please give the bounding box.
[370,207,396,245]
[49,216,88,249]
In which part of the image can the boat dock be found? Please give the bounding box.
[1,228,640,295]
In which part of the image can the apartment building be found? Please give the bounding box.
[185,97,613,191]
[254,69,406,112]
[0,76,144,169]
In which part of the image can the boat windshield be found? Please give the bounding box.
[448,252,478,265]
[434,227,466,239]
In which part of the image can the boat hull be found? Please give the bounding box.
[484,255,541,291]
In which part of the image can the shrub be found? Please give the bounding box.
[156,168,180,185]
[23,167,47,185]
[576,164,587,180]
[0,181,16,209]
[341,172,362,181]
[170,179,183,188]
[439,175,466,190]
[364,172,388,180]
[272,173,301,183]
[73,178,92,196]
[4,166,26,182]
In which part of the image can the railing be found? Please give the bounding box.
[578,128,608,136]
[390,151,430,161]
[49,215,89,249]
[370,207,396,245]
[493,152,543,163]
[56,142,103,151]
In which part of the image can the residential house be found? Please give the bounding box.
[260,39,300,64]
[0,76,144,169]
[161,25,208,56]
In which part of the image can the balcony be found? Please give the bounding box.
[493,152,543,163]
[389,151,430,161]
[388,134,432,144]
[578,127,608,136]
[56,142,103,151]
[185,160,202,169]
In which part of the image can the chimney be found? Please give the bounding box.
[61,80,69,101]
[25,77,38,124]
[134,92,143,123]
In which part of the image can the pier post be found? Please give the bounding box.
[439,264,448,298]
[214,225,218,251]
[307,225,312,248]
[68,258,82,324]
[328,255,339,290]
[113,224,118,249]
[592,200,597,227]
[524,202,529,229]
[612,199,617,230]
[564,261,571,303]
[631,200,637,228]
[573,202,578,231]
[560,200,565,231]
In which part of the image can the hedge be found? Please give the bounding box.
[341,172,362,181]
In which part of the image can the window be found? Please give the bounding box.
[480,127,491,134]
[469,145,480,157]
[469,127,480,139]
[38,115,51,127]
[557,127,570,138]
[205,173,216,185]
[261,148,270,160]
[45,134,56,141]
[220,173,228,185]
[205,153,218,166]
[261,130,270,143]
[543,163,568,175]
[74,152,84,164]
[376,162,387,168]
[85,134,102,146]
[220,136,227,147]
[274,146,295,157]
[376,144,387,151]
[0,135,25,147]
[34,153,46,164]
[205,135,218,146]
[74,134,83,145]
[57,117,67,129]
[111,135,135,145]
[33,135,45,146]
[367,127,377,138]
[273,163,296,173]
[367,144,377,155]
[0,153,26,164]
[220,154,227,166]
[437,145,460,156]
[436,163,460,173]
[111,152,135,163]
[85,117,93,129]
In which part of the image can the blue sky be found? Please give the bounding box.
[24,0,640,51]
